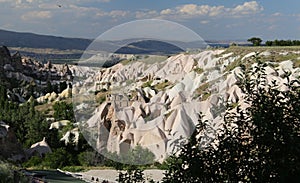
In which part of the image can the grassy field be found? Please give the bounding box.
[220,46,300,71]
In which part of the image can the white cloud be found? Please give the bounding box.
[178,4,198,15]
[272,12,282,17]
[200,20,210,24]
[231,1,263,15]
[160,1,263,19]
[160,8,173,15]
[136,10,158,19]
[109,10,128,18]
[38,3,58,9]
[21,10,52,20]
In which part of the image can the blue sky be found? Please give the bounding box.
[0,0,299,41]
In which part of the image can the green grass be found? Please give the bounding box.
[164,110,174,119]
[193,67,204,74]
[221,46,300,71]
[95,91,108,104]
[154,80,173,91]
[194,82,211,101]
[120,59,132,65]
[141,80,153,88]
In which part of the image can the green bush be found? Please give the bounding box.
[117,166,145,183]
[162,57,300,182]
[105,146,156,182]
[78,150,105,166]
[0,161,29,183]
[0,162,13,183]
[61,166,86,172]
[22,156,42,168]
[106,145,155,168]
[42,148,73,169]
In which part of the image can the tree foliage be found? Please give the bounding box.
[247,37,262,46]
[163,57,300,182]
[53,101,75,122]
[104,145,156,183]
[0,85,50,148]
[265,39,300,46]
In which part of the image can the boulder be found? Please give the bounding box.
[26,137,52,158]
[0,121,25,161]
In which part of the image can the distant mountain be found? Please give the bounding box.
[0,29,235,58]
[115,40,184,55]
[0,29,92,50]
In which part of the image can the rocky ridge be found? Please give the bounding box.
[73,48,300,162]
[0,46,73,102]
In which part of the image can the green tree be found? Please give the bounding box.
[59,81,68,92]
[265,40,273,46]
[105,146,155,183]
[247,37,262,46]
[53,101,75,122]
[43,148,73,168]
[162,115,213,182]
[163,57,300,182]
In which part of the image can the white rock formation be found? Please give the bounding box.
[49,120,70,130]
[73,49,300,163]
[60,128,80,145]
[26,137,52,157]
[0,121,9,138]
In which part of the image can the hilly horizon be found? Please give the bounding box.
[0,29,237,52]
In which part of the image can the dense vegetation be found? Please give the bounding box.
[0,85,93,169]
[0,85,49,148]
[265,39,300,46]
[162,58,300,182]
[1,50,300,182]
[247,37,262,46]
[247,37,300,47]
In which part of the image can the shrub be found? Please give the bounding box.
[78,150,105,166]
[42,148,73,169]
[22,156,42,168]
[0,162,13,183]
[162,57,300,182]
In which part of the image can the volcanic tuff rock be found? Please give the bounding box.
[0,46,73,102]
[73,49,300,162]
[0,121,25,161]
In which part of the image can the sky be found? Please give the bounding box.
[0,0,299,41]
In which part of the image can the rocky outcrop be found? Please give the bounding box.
[0,121,25,162]
[74,49,300,163]
[0,46,73,102]
[0,46,12,67]
[26,137,52,158]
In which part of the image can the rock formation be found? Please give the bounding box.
[0,121,25,162]
[73,49,300,163]
[0,46,73,102]
[26,137,52,158]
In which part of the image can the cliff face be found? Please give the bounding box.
[0,121,25,162]
[0,46,12,67]
[0,46,73,102]
[73,48,300,163]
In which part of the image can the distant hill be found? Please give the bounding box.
[115,40,184,55]
[0,29,92,50]
[0,29,206,52]
[0,29,235,58]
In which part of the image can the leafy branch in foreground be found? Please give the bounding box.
[163,57,300,182]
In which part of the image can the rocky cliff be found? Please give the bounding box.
[72,48,300,163]
[0,46,73,102]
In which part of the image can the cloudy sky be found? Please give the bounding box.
[0,0,299,41]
